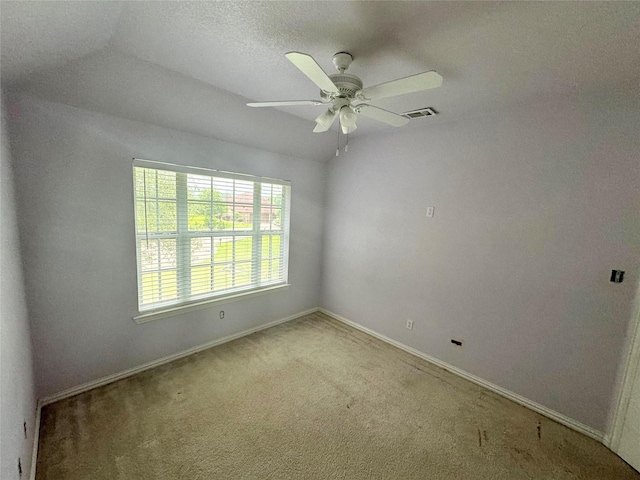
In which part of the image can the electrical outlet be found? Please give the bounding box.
[610,270,624,283]
[219,310,225,319]
[406,319,414,330]
[426,206,435,218]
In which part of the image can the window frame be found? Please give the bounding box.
[132,159,291,322]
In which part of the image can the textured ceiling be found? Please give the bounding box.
[0,1,123,81]
[2,1,640,147]
[110,1,640,122]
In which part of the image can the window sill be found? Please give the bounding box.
[133,284,290,324]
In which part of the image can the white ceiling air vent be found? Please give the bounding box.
[401,107,437,119]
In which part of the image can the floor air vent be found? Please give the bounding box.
[402,107,437,119]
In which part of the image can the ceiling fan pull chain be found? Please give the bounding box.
[336,128,340,157]
[345,133,349,153]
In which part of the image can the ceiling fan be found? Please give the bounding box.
[247,51,443,134]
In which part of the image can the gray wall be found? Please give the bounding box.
[9,94,326,399]
[321,91,640,433]
[7,77,639,438]
[1,95,36,479]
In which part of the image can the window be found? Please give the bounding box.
[133,159,290,314]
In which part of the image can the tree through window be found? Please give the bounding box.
[133,159,290,312]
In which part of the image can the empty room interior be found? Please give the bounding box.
[2,2,640,479]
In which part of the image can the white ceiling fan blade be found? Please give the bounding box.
[313,109,338,132]
[356,104,409,127]
[360,71,443,100]
[285,51,339,95]
[247,100,324,107]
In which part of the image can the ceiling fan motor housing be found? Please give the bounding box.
[321,73,363,100]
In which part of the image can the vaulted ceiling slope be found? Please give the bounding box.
[0,1,123,81]
[2,2,639,159]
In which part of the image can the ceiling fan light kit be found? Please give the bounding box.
[313,109,338,133]
[339,106,357,134]
[247,51,443,137]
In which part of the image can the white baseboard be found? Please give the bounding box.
[319,308,605,443]
[31,308,318,479]
[31,308,318,478]
[31,305,607,480]
[40,308,318,407]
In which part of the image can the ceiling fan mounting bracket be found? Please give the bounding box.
[332,52,353,72]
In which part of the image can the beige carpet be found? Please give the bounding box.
[36,312,639,479]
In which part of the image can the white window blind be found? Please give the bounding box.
[133,159,290,313]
